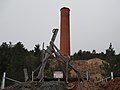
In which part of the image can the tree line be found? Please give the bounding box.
[0,42,42,86]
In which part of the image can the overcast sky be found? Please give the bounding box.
[0,0,120,54]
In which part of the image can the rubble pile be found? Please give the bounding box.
[68,78,120,90]
[68,80,99,90]
[2,81,67,90]
[70,58,107,80]
[97,77,120,90]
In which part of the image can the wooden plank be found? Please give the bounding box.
[23,68,29,82]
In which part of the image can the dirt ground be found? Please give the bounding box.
[2,81,67,90]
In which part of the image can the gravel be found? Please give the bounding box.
[1,81,67,90]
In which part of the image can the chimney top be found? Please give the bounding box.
[60,7,70,11]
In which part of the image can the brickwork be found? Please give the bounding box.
[60,7,70,56]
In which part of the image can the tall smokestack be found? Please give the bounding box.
[60,7,70,56]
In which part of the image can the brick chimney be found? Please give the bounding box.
[60,7,70,56]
